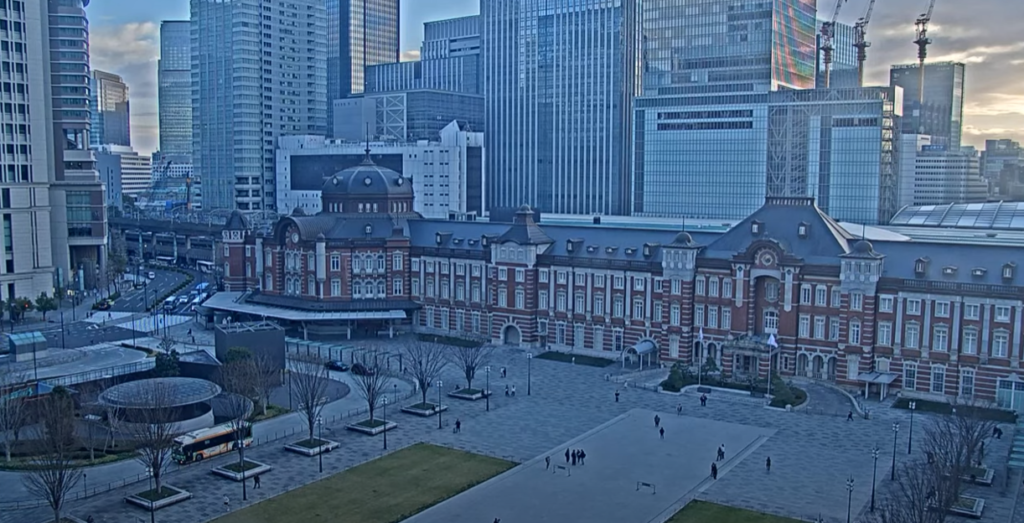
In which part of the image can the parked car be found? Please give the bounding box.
[351,362,375,376]
[325,361,349,372]
[147,271,156,279]
[176,295,190,305]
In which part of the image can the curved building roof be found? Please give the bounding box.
[99,377,222,409]
[889,202,1024,230]
[322,156,412,198]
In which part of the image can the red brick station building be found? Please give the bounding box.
[208,156,1024,409]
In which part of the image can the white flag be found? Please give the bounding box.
[767,333,778,348]
[698,327,704,341]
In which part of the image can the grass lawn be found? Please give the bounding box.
[535,351,615,367]
[212,443,512,523]
[251,404,290,423]
[667,501,804,523]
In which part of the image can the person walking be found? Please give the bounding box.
[253,474,261,489]
[700,393,707,407]
[847,410,854,421]
[545,456,551,470]
[571,450,577,466]
[676,404,682,416]
[717,445,725,461]
[511,384,517,396]
[615,390,620,403]
[505,385,510,396]
[501,367,507,378]
[579,449,586,465]
[223,495,230,511]
[654,414,661,427]
[765,456,771,472]
[711,462,718,480]
[659,427,665,439]
[455,419,462,433]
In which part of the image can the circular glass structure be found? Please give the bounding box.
[99,377,222,409]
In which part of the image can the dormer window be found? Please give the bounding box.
[436,232,443,245]
[625,248,636,256]
[797,222,808,238]
[566,240,575,253]
[914,257,929,275]
[468,239,478,246]
[1003,263,1016,280]
[971,267,987,277]
[751,220,762,235]
[364,224,373,236]
[643,244,653,257]
[587,246,597,253]
[453,238,463,245]
[606,246,618,254]
[942,266,957,276]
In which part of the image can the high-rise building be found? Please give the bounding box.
[47,0,107,292]
[89,70,131,147]
[333,91,484,143]
[192,0,327,212]
[366,15,481,95]
[158,20,192,158]
[483,0,641,216]
[890,62,966,150]
[898,137,988,207]
[94,145,152,197]
[982,139,1024,180]
[326,0,399,125]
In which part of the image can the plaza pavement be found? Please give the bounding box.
[2,330,1021,523]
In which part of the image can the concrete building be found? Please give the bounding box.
[95,152,124,210]
[633,86,902,225]
[890,62,966,150]
[94,145,152,197]
[276,121,484,219]
[89,70,130,148]
[158,21,192,158]
[326,0,399,126]
[366,15,480,95]
[47,0,107,292]
[483,0,640,216]
[982,139,1024,198]
[192,0,327,213]
[899,138,988,207]
[332,90,483,143]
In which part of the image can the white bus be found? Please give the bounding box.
[172,422,253,464]
[197,260,214,273]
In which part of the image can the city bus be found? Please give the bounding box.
[172,422,253,464]
[196,260,214,273]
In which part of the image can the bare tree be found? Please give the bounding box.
[877,461,947,523]
[290,355,330,441]
[251,353,279,416]
[221,360,256,501]
[127,381,183,496]
[404,342,448,406]
[23,387,81,523]
[351,348,392,422]
[447,344,494,391]
[0,366,26,462]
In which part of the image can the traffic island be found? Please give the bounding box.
[125,485,192,511]
[401,402,448,417]
[448,388,489,401]
[346,418,398,436]
[285,437,340,456]
[212,459,272,481]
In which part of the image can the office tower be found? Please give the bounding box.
[366,15,481,94]
[483,0,641,216]
[898,138,987,207]
[47,0,108,291]
[633,87,902,224]
[94,145,152,197]
[981,139,1024,199]
[192,0,327,212]
[326,0,399,125]
[158,20,192,158]
[816,20,858,89]
[890,62,965,150]
[641,0,817,96]
[89,70,131,147]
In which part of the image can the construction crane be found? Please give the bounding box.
[819,0,848,89]
[913,0,938,101]
[852,0,876,87]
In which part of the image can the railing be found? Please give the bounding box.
[16,360,156,388]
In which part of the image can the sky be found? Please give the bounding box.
[86,0,1024,155]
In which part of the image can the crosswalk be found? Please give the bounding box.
[121,314,193,334]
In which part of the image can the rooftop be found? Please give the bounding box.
[98,377,221,409]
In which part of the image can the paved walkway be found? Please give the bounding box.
[3,343,1019,523]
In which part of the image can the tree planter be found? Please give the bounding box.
[961,466,995,486]
[448,388,489,401]
[211,459,272,481]
[949,495,985,518]
[284,438,340,456]
[346,418,398,435]
[402,402,448,417]
[125,485,192,511]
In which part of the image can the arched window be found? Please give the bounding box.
[353,281,363,298]
[377,280,386,296]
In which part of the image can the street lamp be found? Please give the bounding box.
[146,467,155,523]
[527,353,533,395]
[83,472,88,496]
[316,416,324,474]
[485,366,490,412]
[59,311,66,351]
[437,380,443,430]
[393,383,398,404]
[382,397,388,450]
[891,421,900,480]
[870,447,880,512]
[845,477,855,523]
[146,466,153,491]
[907,401,916,454]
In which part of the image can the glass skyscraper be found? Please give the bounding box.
[890,61,966,150]
[158,20,192,158]
[484,0,641,216]
[192,0,327,213]
[89,70,131,147]
[326,0,399,126]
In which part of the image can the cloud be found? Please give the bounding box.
[90,22,160,154]
[400,49,421,62]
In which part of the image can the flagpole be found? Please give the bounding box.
[697,327,704,386]
[766,334,779,404]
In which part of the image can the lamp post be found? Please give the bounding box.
[437,380,443,429]
[527,353,533,395]
[147,467,155,523]
[845,477,855,523]
[60,311,66,350]
[382,397,388,450]
[870,447,879,512]
[83,472,88,496]
[891,421,900,480]
[907,401,916,454]
[316,416,324,473]
[393,383,398,404]
[485,366,490,412]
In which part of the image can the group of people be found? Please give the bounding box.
[710,444,727,479]
[566,448,586,466]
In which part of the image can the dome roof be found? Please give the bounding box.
[672,232,694,246]
[853,239,874,254]
[99,378,222,409]
[322,157,411,198]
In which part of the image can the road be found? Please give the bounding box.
[109,268,189,313]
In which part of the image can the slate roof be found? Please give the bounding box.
[871,240,1022,286]
[225,210,248,231]
[280,215,410,242]
[496,206,554,245]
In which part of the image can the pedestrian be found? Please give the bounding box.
[187,328,192,336]
[455,419,462,433]
[505,384,510,396]
[511,384,516,396]
[545,456,551,470]
[565,448,570,464]
[223,495,230,511]
[579,449,586,465]
[253,474,261,489]
[494,518,501,523]
[615,390,620,403]
[501,367,507,378]
[677,404,682,416]
[711,462,718,480]
[847,410,854,421]
[766,456,771,472]
[717,445,725,461]
[659,427,665,439]
[654,414,661,427]
[571,450,577,466]
[700,393,707,407]
[86,517,94,523]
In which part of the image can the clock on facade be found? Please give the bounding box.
[759,252,775,266]
[291,232,299,243]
